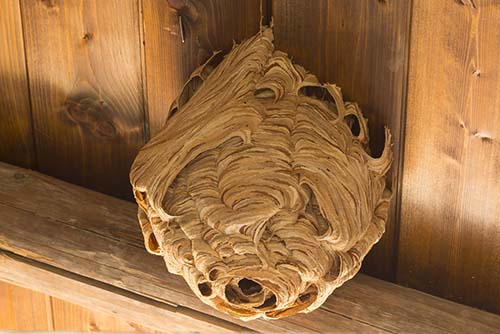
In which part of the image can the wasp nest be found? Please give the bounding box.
[130,27,392,320]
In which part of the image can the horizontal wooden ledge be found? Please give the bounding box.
[0,161,499,334]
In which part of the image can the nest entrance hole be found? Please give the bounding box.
[238,278,262,295]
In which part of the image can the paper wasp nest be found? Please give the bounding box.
[130,28,392,320]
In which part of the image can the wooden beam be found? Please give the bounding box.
[0,162,499,333]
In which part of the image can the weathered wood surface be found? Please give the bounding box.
[0,0,34,168]
[272,0,411,280]
[19,0,146,200]
[1,162,499,333]
[142,0,263,136]
[398,0,500,315]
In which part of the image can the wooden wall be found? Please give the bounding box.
[0,281,154,332]
[0,0,262,200]
[0,0,499,326]
[272,0,500,316]
[398,0,500,314]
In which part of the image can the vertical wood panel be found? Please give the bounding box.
[20,0,146,199]
[50,297,151,332]
[398,0,500,314]
[0,282,52,330]
[272,0,411,280]
[142,0,263,136]
[0,0,34,168]
[0,281,155,332]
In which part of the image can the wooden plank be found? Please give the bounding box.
[322,275,500,334]
[0,281,52,331]
[0,280,153,333]
[272,0,411,280]
[19,0,146,200]
[0,251,246,334]
[1,163,500,333]
[50,296,154,332]
[0,0,35,168]
[398,0,500,315]
[142,0,263,136]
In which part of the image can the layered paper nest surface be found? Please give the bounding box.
[130,27,392,320]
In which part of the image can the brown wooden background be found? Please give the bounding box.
[1,0,499,330]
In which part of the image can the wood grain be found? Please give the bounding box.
[0,0,34,168]
[0,281,52,331]
[1,280,160,332]
[272,0,411,280]
[0,252,225,334]
[2,162,500,333]
[50,295,155,332]
[398,0,500,315]
[19,0,146,199]
[142,0,263,136]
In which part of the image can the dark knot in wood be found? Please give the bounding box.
[63,96,118,140]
